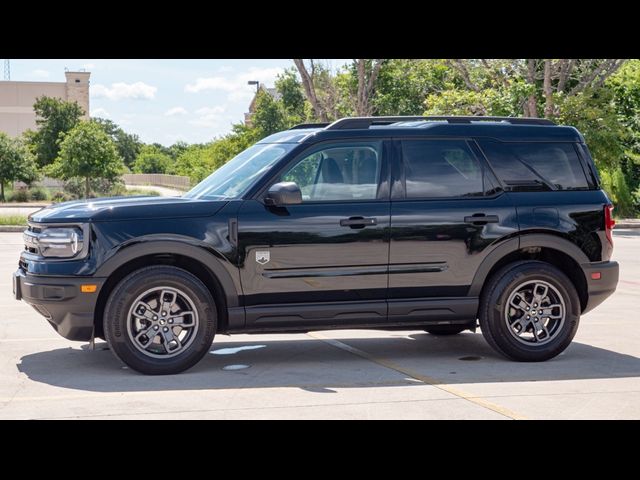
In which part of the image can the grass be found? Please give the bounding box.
[0,215,28,226]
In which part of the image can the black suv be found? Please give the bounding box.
[13,116,619,374]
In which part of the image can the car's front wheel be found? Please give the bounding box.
[103,266,216,375]
[479,260,580,362]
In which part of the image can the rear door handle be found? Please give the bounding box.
[464,214,499,225]
[340,216,377,228]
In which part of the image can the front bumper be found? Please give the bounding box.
[581,260,619,314]
[13,268,106,341]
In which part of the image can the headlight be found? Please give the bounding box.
[24,225,86,258]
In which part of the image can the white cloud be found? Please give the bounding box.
[92,81,157,101]
[164,106,188,116]
[195,106,225,115]
[185,67,284,103]
[83,63,96,70]
[189,105,227,128]
[32,69,50,78]
[217,66,235,73]
[91,107,110,118]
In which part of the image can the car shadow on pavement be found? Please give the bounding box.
[17,332,640,393]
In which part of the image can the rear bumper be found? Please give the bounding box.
[13,268,105,341]
[581,261,619,314]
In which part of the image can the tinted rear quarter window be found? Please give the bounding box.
[479,141,589,191]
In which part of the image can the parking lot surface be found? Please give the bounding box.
[1,231,638,419]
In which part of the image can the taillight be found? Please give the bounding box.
[604,204,615,246]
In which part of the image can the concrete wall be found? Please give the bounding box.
[0,71,90,137]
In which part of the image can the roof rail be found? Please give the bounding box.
[325,116,555,130]
[289,122,331,130]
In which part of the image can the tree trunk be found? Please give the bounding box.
[525,59,538,118]
[293,59,328,122]
[0,182,4,203]
[85,177,90,199]
[543,59,554,118]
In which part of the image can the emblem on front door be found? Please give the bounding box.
[255,250,270,265]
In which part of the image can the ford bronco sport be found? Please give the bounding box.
[13,116,619,374]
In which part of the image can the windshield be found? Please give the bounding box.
[184,143,295,200]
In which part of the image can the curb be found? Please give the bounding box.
[0,226,25,232]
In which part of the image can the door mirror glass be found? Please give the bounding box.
[265,182,303,206]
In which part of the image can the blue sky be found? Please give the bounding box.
[9,59,349,146]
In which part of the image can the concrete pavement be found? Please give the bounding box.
[0,230,638,419]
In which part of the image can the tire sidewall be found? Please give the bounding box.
[104,266,216,374]
[484,262,580,360]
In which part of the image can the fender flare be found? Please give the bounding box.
[95,237,240,308]
[468,233,590,297]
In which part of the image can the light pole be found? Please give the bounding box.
[247,80,259,94]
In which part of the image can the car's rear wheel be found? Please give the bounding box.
[103,266,216,375]
[424,325,468,335]
[479,260,580,362]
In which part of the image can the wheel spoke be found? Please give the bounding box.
[161,328,181,353]
[169,311,195,326]
[541,304,563,319]
[533,283,549,304]
[159,290,178,316]
[135,325,159,348]
[532,320,548,342]
[509,295,531,312]
[133,301,157,321]
[511,317,530,333]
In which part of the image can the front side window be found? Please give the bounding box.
[402,140,484,198]
[184,143,296,201]
[281,142,382,202]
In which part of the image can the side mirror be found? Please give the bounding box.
[265,181,303,206]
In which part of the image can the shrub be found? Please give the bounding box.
[7,190,29,202]
[51,191,74,203]
[29,187,50,201]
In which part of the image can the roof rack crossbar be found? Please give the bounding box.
[289,122,331,130]
[325,116,555,130]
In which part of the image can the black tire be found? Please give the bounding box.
[479,260,580,362]
[103,266,217,375]
[424,325,468,335]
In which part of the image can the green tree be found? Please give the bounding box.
[0,133,38,202]
[29,96,84,167]
[47,121,123,199]
[252,90,289,137]
[275,69,306,122]
[93,118,142,169]
[132,145,173,174]
[168,141,189,160]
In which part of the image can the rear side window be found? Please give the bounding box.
[402,140,485,198]
[478,141,589,191]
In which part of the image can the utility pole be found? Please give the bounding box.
[3,59,9,80]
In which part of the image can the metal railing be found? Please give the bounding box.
[122,174,191,191]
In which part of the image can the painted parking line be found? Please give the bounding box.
[307,332,527,420]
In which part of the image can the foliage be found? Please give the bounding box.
[276,69,306,122]
[0,133,39,201]
[252,90,289,137]
[29,96,84,167]
[133,145,173,174]
[46,121,124,198]
[0,215,27,226]
[93,118,142,169]
[171,124,257,183]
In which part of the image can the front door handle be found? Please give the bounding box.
[340,216,377,228]
[464,214,499,225]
